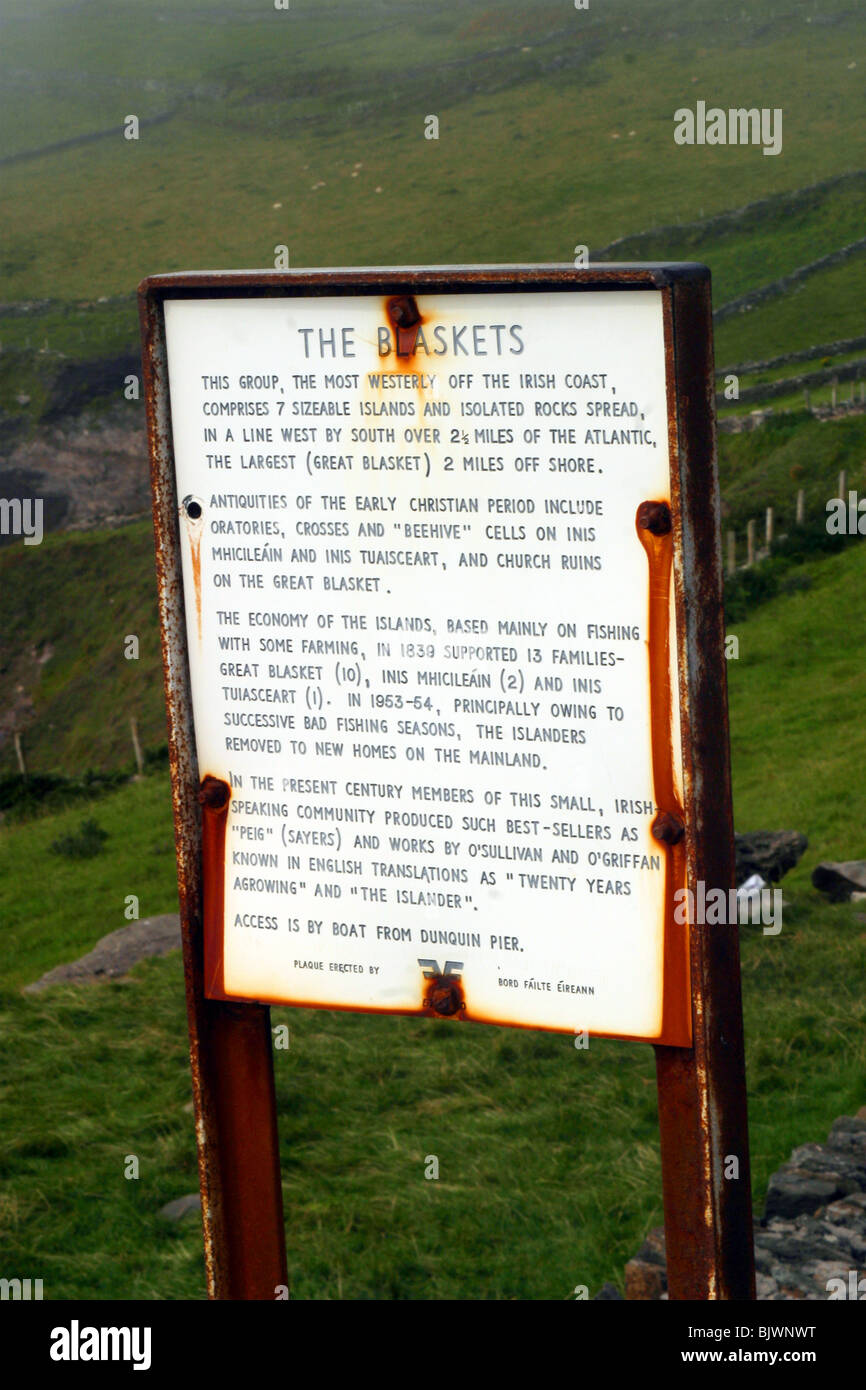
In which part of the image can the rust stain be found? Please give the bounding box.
[636,501,690,1047]
[422,972,467,1019]
[206,974,692,1043]
[199,774,231,998]
[385,294,424,361]
[183,500,204,642]
[374,294,442,411]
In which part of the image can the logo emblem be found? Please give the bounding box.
[417,959,463,979]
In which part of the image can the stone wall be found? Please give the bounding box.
[623,1112,866,1300]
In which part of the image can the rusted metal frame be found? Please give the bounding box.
[654,271,755,1301]
[140,263,700,1050]
[140,262,691,307]
[139,264,752,1299]
[138,287,288,1301]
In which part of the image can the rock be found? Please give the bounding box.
[625,1225,667,1300]
[24,914,181,992]
[1,409,149,537]
[764,1137,866,1220]
[755,1272,779,1299]
[826,1115,866,1156]
[624,1258,666,1300]
[158,1193,201,1223]
[734,831,807,885]
[811,860,866,902]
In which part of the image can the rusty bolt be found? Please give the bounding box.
[651,811,685,846]
[387,295,420,329]
[427,980,463,1017]
[198,775,231,811]
[637,501,673,536]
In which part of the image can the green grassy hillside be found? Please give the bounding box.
[0,522,164,776]
[1,0,864,431]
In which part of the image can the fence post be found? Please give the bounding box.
[726,530,736,577]
[765,506,774,548]
[796,488,805,525]
[130,717,145,777]
[14,732,26,776]
[746,518,756,567]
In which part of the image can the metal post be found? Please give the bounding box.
[655,275,755,1300]
[140,293,288,1300]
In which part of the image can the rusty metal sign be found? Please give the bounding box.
[139,265,755,1301]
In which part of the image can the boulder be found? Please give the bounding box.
[764,1131,866,1221]
[624,1225,667,1300]
[24,914,181,992]
[593,1282,624,1300]
[811,860,866,902]
[734,831,807,886]
[158,1193,201,1223]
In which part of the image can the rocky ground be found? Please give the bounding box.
[0,409,150,543]
[621,1114,866,1300]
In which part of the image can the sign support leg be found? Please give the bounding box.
[186,778,287,1298]
[654,1026,754,1299]
[653,271,756,1302]
[192,999,288,1300]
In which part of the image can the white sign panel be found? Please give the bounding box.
[163,288,685,1041]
